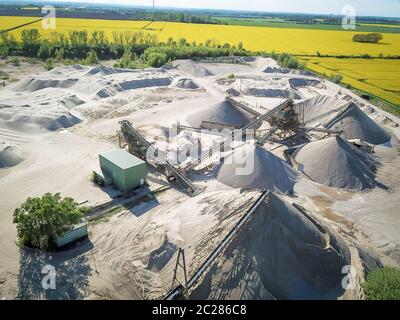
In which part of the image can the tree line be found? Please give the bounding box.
[352,33,383,43]
[0,28,248,68]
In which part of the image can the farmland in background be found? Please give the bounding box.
[301,57,400,105]
[1,17,400,57]
[0,16,39,32]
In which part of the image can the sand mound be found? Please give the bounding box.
[0,144,24,168]
[217,144,298,193]
[171,59,213,77]
[190,192,350,299]
[325,103,391,145]
[175,78,199,89]
[60,94,86,108]
[243,87,301,99]
[96,77,172,99]
[263,67,291,74]
[225,88,241,97]
[13,77,79,93]
[3,112,81,131]
[292,136,378,190]
[294,95,349,125]
[187,99,254,128]
[247,57,279,71]
[48,65,86,75]
[86,65,131,76]
[289,78,321,89]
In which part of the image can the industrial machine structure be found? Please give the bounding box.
[117,97,343,196]
[119,120,199,196]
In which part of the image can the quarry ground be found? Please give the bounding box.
[0,57,399,300]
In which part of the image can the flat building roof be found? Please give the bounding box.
[99,149,145,170]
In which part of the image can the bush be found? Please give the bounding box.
[37,41,52,59]
[85,50,98,65]
[11,57,20,66]
[55,48,64,61]
[330,73,343,84]
[276,52,303,70]
[286,56,299,69]
[0,44,9,58]
[362,267,400,300]
[90,172,104,186]
[146,52,168,67]
[45,58,54,71]
[13,193,87,251]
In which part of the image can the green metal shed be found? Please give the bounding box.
[56,221,88,248]
[98,149,147,193]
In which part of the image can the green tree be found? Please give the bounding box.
[37,41,52,59]
[13,193,87,251]
[353,33,383,44]
[118,48,135,68]
[0,43,9,58]
[147,52,168,67]
[85,50,98,65]
[178,38,187,47]
[21,29,41,56]
[45,58,54,71]
[55,47,65,61]
[11,57,20,66]
[362,267,400,300]
[330,73,343,84]
[167,37,174,46]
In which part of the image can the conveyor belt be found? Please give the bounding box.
[120,120,199,196]
[164,190,270,300]
[185,99,292,172]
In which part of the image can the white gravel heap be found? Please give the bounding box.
[326,103,391,145]
[0,144,23,168]
[293,136,379,190]
[190,192,351,300]
[187,99,254,128]
[217,144,298,193]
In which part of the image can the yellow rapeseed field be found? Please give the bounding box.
[1,16,400,56]
[0,16,40,31]
[301,57,400,105]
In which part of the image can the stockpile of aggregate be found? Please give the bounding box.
[187,100,254,128]
[190,192,351,300]
[217,144,298,193]
[292,136,379,190]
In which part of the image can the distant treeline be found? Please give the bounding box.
[352,33,383,43]
[0,6,219,25]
